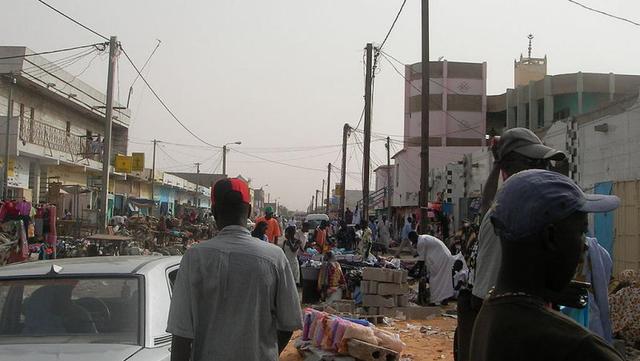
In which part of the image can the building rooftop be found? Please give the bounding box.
[0,46,131,128]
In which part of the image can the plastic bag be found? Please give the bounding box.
[373,328,406,353]
[338,323,378,354]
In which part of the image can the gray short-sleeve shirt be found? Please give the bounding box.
[167,225,302,361]
[472,210,502,300]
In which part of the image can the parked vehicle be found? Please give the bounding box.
[304,213,330,230]
[0,256,181,361]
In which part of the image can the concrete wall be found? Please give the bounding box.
[576,98,640,190]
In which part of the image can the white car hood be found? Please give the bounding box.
[0,344,142,361]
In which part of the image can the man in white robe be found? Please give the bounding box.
[409,231,455,304]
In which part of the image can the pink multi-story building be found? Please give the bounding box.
[377,60,487,210]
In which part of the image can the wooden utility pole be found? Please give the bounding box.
[386,136,392,222]
[194,162,201,207]
[321,179,325,213]
[151,139,157,207]
[99,36,118,231]
[326,163,331,216]
[339,123,349,219]
[314,192,318,212]
[222,145,227,176]
[419,0,430,233]
[2,75,15,200]
[362,43,373,221]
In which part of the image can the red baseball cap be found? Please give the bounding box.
[212,178,251,207]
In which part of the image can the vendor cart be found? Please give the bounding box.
[85,234,133,256]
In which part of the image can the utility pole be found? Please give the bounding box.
[315,189,320,212]
[312,195,316,213]
[2,75,15,200]
[339,123,349,219]
[386,136,392,222]
[321,179,325,213]
[419,0,431,234]
[151,139,157,209]
[194,162,201,207]
[222,145,227,176]
[99,36,118,231]
[362,43,374,222]
[326,163,331,216]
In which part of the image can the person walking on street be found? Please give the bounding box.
[295,222,309,252]
[360,220,373,259]
[395,217,417,257]
[470,170,622,361]
[459,128,566,361]
[409,231,456,305]
[255,206,282,245]
[377,215,391,252]
[314,220,330,254]
[167,178,302,361]
[344,207,353,224]
[283,226,302,284]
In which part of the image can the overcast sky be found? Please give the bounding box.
[4,0,639,210]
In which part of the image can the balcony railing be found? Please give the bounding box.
[19,117,90,162]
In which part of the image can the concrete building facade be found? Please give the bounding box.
[0,46,130,211]
[378,60,488,211]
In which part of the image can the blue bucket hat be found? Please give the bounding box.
[491,169,620,242]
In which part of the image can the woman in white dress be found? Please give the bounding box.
[283,226,302,284]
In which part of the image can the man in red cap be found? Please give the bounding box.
[167,178,302,361]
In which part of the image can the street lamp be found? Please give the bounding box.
[222,141,241,176]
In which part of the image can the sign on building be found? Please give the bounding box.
[131,153,145,172]
[115,154,132,173]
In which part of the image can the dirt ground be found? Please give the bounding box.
[280,316,456,361]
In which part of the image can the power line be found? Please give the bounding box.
[378,0,408,52]
[120,47,221,149]
[130,39,161,89]
[568,0,640,27]
[0,42,105,61]
[354,106,366,130]
[22,47,98,77]
[231,148,328,173]
[59,50,102,91]
[35,0,109,40]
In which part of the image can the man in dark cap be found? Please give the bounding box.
[167,178,302,361]
[457,128,567,361]
[470,169,622,361]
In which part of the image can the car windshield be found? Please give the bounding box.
[0,277,141,345]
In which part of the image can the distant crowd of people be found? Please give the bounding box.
[165,128,631,361]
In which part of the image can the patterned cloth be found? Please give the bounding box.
[609,269,640,346]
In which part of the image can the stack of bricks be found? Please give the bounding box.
[360,267,409,317]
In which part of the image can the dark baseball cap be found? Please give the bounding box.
[212,178,251,207]
[497,128,566,162]
[491,169,619,242]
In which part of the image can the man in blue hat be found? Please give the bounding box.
[469,170,622,361]
[457,128,567,361]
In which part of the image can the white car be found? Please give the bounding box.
[0,256,182,361]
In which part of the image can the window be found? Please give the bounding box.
[168,269,179,294]
[537,99,545,128]
[65,121,71,134]
[554,108,570,121]
[0,277,141,345]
